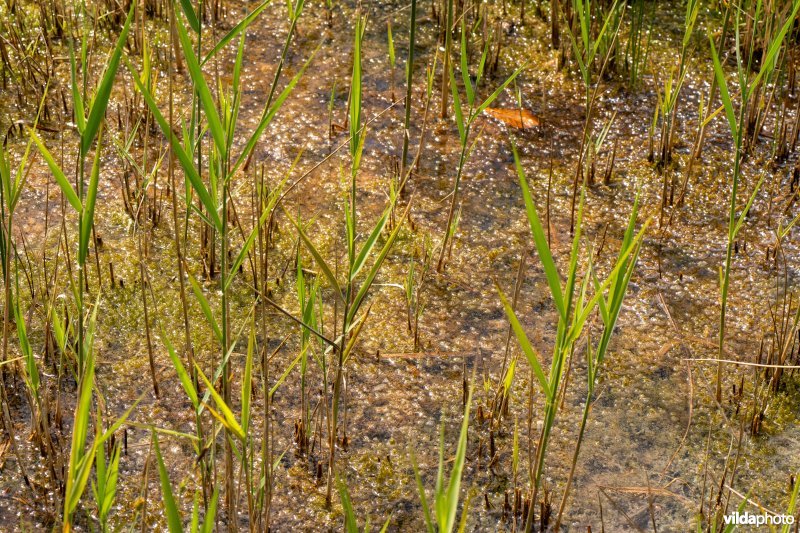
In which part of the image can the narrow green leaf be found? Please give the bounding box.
[178,0,200,33]
[175,9,227,154]
[269,346,305,399]
[195,364,245,441]
[153,433,184,533]
[187,271,223,343]
[497,284,550,398]
[442,378,472,530]
[69,44,85,134]
[286,213,344,303]
[350,206,391,281]
[231,48,317,176]
[732,175,764,237]
[473,63,526,118]
[13,302,38,395]
[449,65,466,144]
[126,59,221,230]
[241,321,255,435]
[460,20,474,106]
[30,130,82,212]
[163,331,199,410]
[387,20,396,67]
[349,16,364,157]
[411,449,435,533]
[748,1,800,99]
[511,141,564,318]
[347,202,410,324]
[82,2,134,155]
[79,132,102,265]
[200,487,220,533]
[337,476,360,533]
[709,37,738,139]
[202,0,273,64]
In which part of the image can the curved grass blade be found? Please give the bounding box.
[350,206,390,281]
[195,363,245,441]
[81,3,134,156]
[497,284,550,398]
[510,140,564,318]
[473,63,526,118]
[286,211,344,303]
[79,132,102,265]
[162,330,199,410]
[178,0,200,33]
[202,0,273,64]
[30,131,82,212]
[126,59,221,230]
[153,432,184,533]
[175,8,227,154]
[231,46,318,176]
[187,271,222,343]
[347,202,410,324]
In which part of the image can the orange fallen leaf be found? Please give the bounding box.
[483,107,541,129]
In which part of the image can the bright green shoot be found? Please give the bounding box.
[437,20,525,271]
[412,379,473,533]
[337,475,391,532]
[708,0,800,400]
[500,140,648,530]
[154,431,219,533]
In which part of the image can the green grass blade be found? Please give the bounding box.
[346,202,410,324]
[200,487,220,533]
[81,3,134,155]
[497,284,550,398]
[30,130,82,212]
[387,20,396,67]
[350,16,364,157]
[162,330,199,410]
[153,432,184,533]
[511,141,564,318]
[241,321,255,435]
[709,36,738,139]
[733,175,764,237]
[269,346,305,399]
[98,394,143,444]
[79,132,102,265]
[187,271,223,343]
[443,377,473,531]
[178,0,200,33]
[69,44,85,134]
[126,59,221,230]
[350,206,391,281]
[411,449,435,533]
[202,0,273,64]
[195,363,245,441]
[449,65,466,144]
[13,301,38,395]
[337,476,360,533]
[460,20,474,106]
[231,48,316,176]
[473,63,526,118]
[175,8,227,154]
[286,212,344,304]
[748,0,800,98]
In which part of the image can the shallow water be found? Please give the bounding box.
[0,0,799,531]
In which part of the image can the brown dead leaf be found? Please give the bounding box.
[483,107,541,129]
